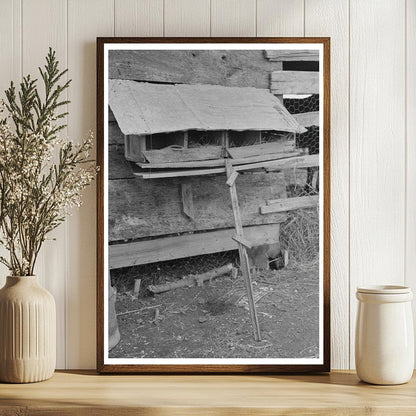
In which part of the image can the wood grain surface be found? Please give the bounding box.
[108,171,287,241]
[0,371,415,415]
[109,49,286,88]
[270,71,320,95]
[109,223,283,269]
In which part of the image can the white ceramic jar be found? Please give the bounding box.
[355,285,414,385]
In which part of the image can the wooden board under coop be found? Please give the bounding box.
[108,171,287,242]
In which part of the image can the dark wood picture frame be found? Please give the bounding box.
[97,37,330,374]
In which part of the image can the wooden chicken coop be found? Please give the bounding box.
[107,50,320,270]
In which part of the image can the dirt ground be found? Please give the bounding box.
[110,254,319,359]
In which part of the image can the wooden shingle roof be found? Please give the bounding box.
[109,80,306,136]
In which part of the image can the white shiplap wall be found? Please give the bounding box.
[0,0,413,370]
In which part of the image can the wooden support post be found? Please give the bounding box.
[221,130,229,158]
[133,279,141,296]
[222,130,230,148]
[225,159,261,342]
[270,61,283,103]
[284,250,289,267]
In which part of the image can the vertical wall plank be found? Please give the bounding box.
[350,0,406,368]
[115,0,163,37]
[0,0,21,100]
[257,0,304,36]
[406,0,416,364]
[305,0,350,370]
[22,0,68,369]
[211,0,256,37]
[0,0,21,287]
[164,0,210,37]
[67,0,114,369]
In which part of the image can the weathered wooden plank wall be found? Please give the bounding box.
[109,173,287,241]
[0,0,412,369]
[108,50,284,88]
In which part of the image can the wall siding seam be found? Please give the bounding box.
[404,0,408,288]
[208,0,211,37]
[20,0,22,81]
[303,0,305,37]
[63,0,69,370]
[255,0,258,36]
[348,0,351,370]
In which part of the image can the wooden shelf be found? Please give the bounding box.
[1,370,415,415]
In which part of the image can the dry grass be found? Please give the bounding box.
[280,207,319,271]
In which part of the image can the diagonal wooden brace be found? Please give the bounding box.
[225,159,261,342]
[232,234,253,249]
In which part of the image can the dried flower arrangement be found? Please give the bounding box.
[0,49,96,276]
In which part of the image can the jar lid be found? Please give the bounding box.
[357,285,411,294]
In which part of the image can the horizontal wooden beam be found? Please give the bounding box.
[109,224,284,269]
[270,71,319,95]
[109,50,286,89]
[137,151,300,170]
[260,195,319,214]
[143,146,222,164]
[135,155,319,179]
[226,141,294,159]
[292,111,320,127]
[265,50,319,61]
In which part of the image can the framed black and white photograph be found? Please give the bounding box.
[97,37,330,373]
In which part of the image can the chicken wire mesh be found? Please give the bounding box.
[298,125,319,155]
[283,94,319,114]
[282,94,320,195]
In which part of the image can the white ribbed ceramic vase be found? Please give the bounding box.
[0,276,56,383]
[355,285,414,385]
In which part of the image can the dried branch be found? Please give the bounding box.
[0,49,97,276]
